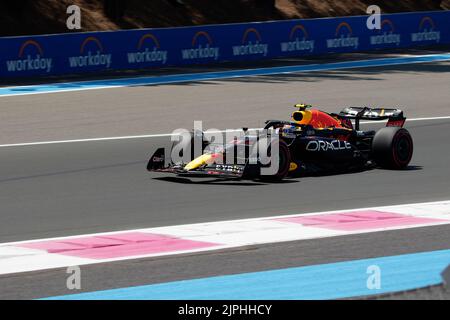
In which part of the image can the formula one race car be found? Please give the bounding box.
[147,104,413,181]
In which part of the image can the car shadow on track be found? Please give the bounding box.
[152,165,422,185]
[405,165,423,171]
[152,176,299,186]
[379,165,423,171]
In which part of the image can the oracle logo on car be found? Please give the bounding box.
[5,39,52,73]
[306,140,352,152]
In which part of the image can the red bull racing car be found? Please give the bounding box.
[147,104,413,181]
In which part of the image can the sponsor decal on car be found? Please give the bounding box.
[306,140,352,152]
[214,164,244,173]
[152,155,164,162]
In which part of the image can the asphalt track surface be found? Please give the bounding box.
[1,118,450,243]
[1,53,450,145]
[0,52,449,299]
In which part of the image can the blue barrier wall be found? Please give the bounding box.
[1,10,449,78]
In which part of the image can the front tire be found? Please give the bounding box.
[372,127,413,169]
[258,138,291,181]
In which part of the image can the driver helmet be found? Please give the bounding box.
[281,124,297,138]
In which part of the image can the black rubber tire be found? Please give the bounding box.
[258,138,291,181]
[372,127,413,169]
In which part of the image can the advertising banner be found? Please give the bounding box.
[1,10,449,78]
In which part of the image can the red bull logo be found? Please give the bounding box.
[232,28,268,57]
[411,16,440,43]
[127,33,168,65]
[68,36,112,69]
[280,24,314,53]
[326,21,359,49]
[370,19,401,46]
[6,39,52,73]
[181,31,219,61]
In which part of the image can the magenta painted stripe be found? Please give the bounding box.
[19,232,219,259]
[274,210,446,231]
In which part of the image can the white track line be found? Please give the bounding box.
[0,128,260,148]
[0,116,449,148]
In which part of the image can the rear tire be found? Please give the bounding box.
[372,127,413,169]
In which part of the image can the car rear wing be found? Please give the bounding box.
[337,107,406,130]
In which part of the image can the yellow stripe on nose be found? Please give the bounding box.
[184,154,214,171]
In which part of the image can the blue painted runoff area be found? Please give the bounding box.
[43,249,450,300]
[2,53,450,98]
